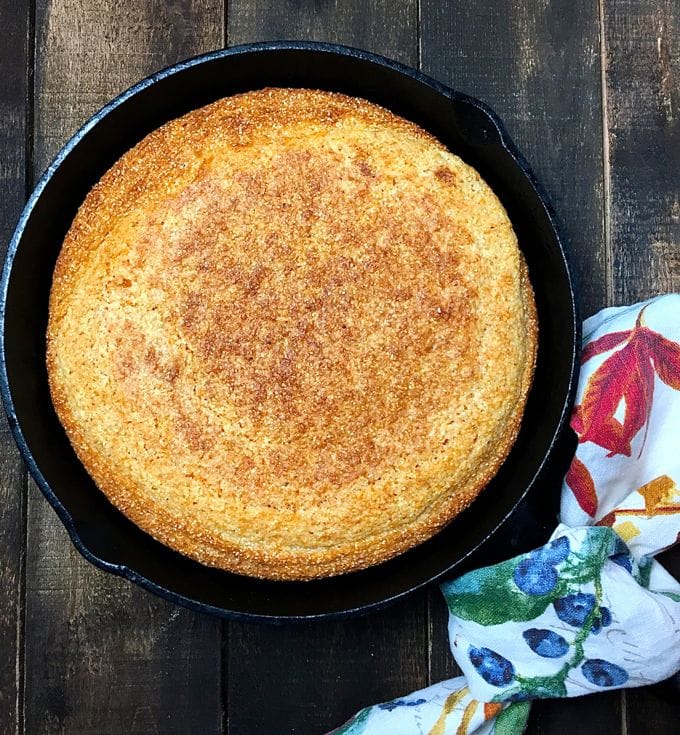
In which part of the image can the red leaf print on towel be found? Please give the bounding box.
[566,457,598,517]
[579,341,649,456]
[576,308,680,457]
[580,330,632,364]
[648,331,680,390]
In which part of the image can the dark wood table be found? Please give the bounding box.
[1,1,678,733]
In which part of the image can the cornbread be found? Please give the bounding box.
[47,88,537,580]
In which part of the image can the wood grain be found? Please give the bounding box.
[604,0,679,302]
[25,2,224,733]
[0,4,31,734]
[225,4,426,734]
[226,0,417,65]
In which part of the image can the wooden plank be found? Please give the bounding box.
[226,0,416,65]
[603,2,679,731]
[604,0,679,304]
[0,3,31,733]
[427,595,461,681]
[25,2,224,733]
[225,4,426,734]
[625,685,680,735]
[420,1,615,732]
[528,691,624,735]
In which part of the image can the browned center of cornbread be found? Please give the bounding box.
[47,89,536,579]
[162,156,475,493]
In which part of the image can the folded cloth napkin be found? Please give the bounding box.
[331,295,680,735]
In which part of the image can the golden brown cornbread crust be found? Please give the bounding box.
[47,88,537,580]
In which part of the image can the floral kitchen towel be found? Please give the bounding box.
[562,296,680,556]
[445,525,680,702]
[331,295,680,734]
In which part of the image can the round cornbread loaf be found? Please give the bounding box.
[47,88,537,580]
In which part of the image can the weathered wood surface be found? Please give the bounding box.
[0,5,31,734]
[605,0,679,304]
[0,0,677,733]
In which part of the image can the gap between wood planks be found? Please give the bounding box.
[17,2,37,732]
[598,0,614,306]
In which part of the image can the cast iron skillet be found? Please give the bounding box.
[0,42,579,621]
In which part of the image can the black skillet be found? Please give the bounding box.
[0,42,579,621]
